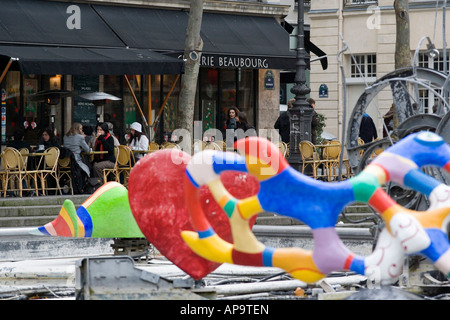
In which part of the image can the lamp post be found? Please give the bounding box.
[288,0,312,172]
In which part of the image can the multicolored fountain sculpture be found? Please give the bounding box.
[182,132,450,284]
[30,131,450,285]
[29,182,143,238]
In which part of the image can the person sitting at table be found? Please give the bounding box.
[92,122,116,181]
[127,122,149,162]
[106,122,120,147]
[83,125,97,148]
[39,127,61,150]
[7,129,31,151]
[63,122,90,179]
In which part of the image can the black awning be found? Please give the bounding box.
[92,6,189,53]
[93,5,299,70]
[0,0,123,48]
[0,46,184,75]
[199,13,297,70]
[0,0,184,75]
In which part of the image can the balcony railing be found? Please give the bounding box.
[344,0,378,7]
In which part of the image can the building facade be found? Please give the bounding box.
[0,0,296,147]
[307,0,449,141]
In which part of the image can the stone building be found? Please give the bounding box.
[0,0,301,146]
[305,0,449,140]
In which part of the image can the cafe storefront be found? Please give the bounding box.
[0,0,300,146]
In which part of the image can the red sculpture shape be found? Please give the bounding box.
[128,149,259,280]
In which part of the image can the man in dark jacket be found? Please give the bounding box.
[7,129,31,151]
[274,98,295,143]
[307,98,319,145]
[359,113,378,143]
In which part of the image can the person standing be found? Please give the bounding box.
[226,107,240,131]
[128,122,149,162]
[225,107,240,143]
[307,98,319,145]
[359,113,378,143]
[236,112,256,136]
[383,104,394,137]
[92,122,116,180]
[274,98,294,144]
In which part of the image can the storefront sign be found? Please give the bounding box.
[200,54,269,69]
[73,75,98,128]
[319,84,328,98]
[264,70,275,90]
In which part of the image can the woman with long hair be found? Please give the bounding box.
[226,107,240,131]
[236,112,256,137]
[92,122,116,180]
[40,127,60,149]
[63,122,90,177]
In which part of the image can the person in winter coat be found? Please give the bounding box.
[274,98,294,144]
[359,113,378,143]
[63,122,90,178]
[92,122,116,180]
[127,122,149,162]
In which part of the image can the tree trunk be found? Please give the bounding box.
[176,0,204,145]
[394,0,411,70]
[391,0,413,128]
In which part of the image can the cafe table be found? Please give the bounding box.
[131,150,156,154]
[81,150,108,161]
[22,151,46,170]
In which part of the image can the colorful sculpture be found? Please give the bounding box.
[182,132,450,284]
[30,150,259,280]
[29,131,450,286]
[30,182,144,238]
[127,149,259,280]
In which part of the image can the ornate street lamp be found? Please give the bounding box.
[288,0,313,171]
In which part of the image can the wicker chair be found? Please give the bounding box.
[102,146,120,184]
[149,142,159,151]
[38,147,62,195]
[3,147,40,197]
[116,145,135,187]
[102,146,135,186]
[193,140,206,153]
[58,156,73,195]
[213,140,227,151]
[0,151,6,195]
[299,141,324,179]
[205,142,222,151]
[322,140,342,181]
[162,142,181,149]
[277,141,288,157]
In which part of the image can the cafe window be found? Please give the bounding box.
[197,67,256,140]
[236,69,255,128]
[162,74,181,140]
[123,75,141,128]
[200,69,219,133]
[220,69,237,131]
[103,75,124,143]
[25,74,63,144]
[2,71,21,143]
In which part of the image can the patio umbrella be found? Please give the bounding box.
[321,131,337,141]
[79,91,121,102]
[28,89,76,105]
